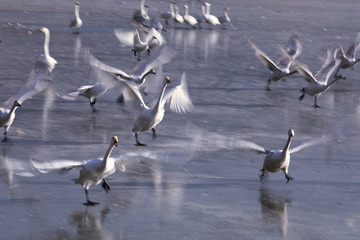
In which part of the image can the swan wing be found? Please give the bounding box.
[114,28,136,48]
[132,45,176,77]
[85,49,131,80]
[234,139,267,154]
[116,76,148,112]
[114,151,159,172]
[277,34,302,69]
[315,46,341,84]
[163,72,193,113]
[246,36,280,72]
[4,56,51,107]
[30,159,87,174]
[289,135,328,154]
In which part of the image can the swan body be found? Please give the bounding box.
[86,46,174,88]
[160,1,175,25]
[69,1,82,33]
[247,34,302,90]
[40,27,57,73]
[173,5,184,25]
[132,0,150,24]
[117,73,193,145]
[202,2,220,27]
[218,7,230,27]
[114,28,160,60]
[290,46,342,107]
[0,101,21,142]
[184,5,198,27]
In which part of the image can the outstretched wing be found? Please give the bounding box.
[114,28,137,48]
[277,34,302,69]
[30,159,87,174]
[246,36,280,72]
[4,56,51,107]
[314,46,341,84]
[163,72,193,113]
[289,135,328,154]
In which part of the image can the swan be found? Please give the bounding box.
[160,1,176,25]
[287,46,342,108]
[335,33,360,79]
[247,34,302,90]
[39,27,57,73]
[184,4,198,28]
[116,73,193,146]
[86,46,175,88]
[202,2,220,27]
[217,7,230,28]
[246,130,325,183]
[0,101,21,142]
[173,5,184,25]
[132,0,150,24]
[114,27,160,60]
[69,1,82,33]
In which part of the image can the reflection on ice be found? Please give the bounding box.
[259,185,291,239]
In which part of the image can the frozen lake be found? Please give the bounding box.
[1,0,360,239]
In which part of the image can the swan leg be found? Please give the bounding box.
[314,96,320,108]
[266,79,272,91]
[283,169,293,183]
[102,179,111,193]
[83,188,99,206]
[152,128,157,140]
[299,89,305,101]
[2,127,8,143]
[135,133,146,146]
[259,169,267,183]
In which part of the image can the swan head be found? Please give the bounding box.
[40,27,49,35]
[165,76,171,84]
[14,100,21,107]
[75,1,80,6]
[112,136,119,147]
[288,129,295,137]
[149,69,156,74]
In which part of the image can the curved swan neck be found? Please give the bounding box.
[283,134,293,153]
[102,142,116,168]
[153,81,169,111]
[142,70,154,79]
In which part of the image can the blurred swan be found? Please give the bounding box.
[132,0,150,24]
[218,7,230,28]
[117,73,193,146]
[40,27,57,72]
[247,34,302,90]
[60,67,117,112]
[160,1,176,25]
[114,27,161,60]
[0,101,21,142]
[244,130,326,183]
[69,1,82,33]
[286,46,342,108]
[86,46,175,88]
[184,4,198,28]
[32,136,118,205]
[335,33,360,79]
[173,5,184,25]
[202,2,220,27]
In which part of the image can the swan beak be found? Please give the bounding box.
[113,136,119,147]
[165,76,171,84]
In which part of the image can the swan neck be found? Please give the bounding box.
[154,82,169,111]
[283,135,293,153]
[75,4,80,18]
[142,70,153,79]
[102,142,116,168]
[43,31,50,57]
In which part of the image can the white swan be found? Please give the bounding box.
[246,130,325,183]
[132,0,150,24]
[288,46,342,108]
[0,101,21,142]
[202,2,220,27]
[31,136,119,205]
[39,27,57,73]
[160,1,176,25]
[86,46,175,88]
[69,1,82,33]
[247,34,302,90]
[184,4,198,28]
[114,27,160,60]
[217,7,230,28]
[173,5,184,25]
[335,33,360,79]
[116,73,193,146]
